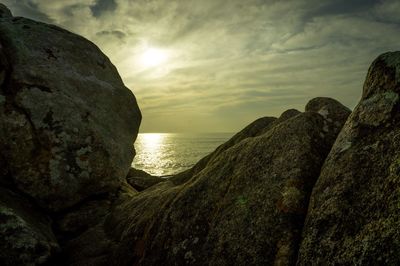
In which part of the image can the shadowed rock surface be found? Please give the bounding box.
[97,99,349,266]
[0,188,59,266]
[298,52,400,265]
[0,4,11,18]
[0,6,141,266]
[170,116,277,185]
[172,109,302,186]
[0,7,141,211]
[127,168,166,191]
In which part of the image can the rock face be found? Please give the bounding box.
[0,8,141,211]
[126,168,166,191]
[0,4,11,18]
[0,188,59,266]
[171,111,303,186]
[171,116,278,185]
[102,99,350,266]
[298,52,400,265]
[0,6,141,266]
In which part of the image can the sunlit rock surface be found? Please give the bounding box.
[298,51,400,265]
[0,8,141,211]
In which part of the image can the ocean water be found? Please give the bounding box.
[132,133,233,176]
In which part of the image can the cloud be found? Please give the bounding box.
[306,0,379,18]
[90,0,117,17]
[4,0,400,132]
[96,30,126,40]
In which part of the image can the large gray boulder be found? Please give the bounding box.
[298,52,400,265]
[78,98,349,266]
[0,9,141,211]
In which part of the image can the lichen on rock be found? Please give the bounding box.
[298,51,400,265]
[0,12,141,211]
[0,188,59,266]
[99,98,350,266]
[0,5,141,265]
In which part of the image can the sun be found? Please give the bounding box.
[140,48,168,68]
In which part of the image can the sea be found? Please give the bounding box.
[132,133,233,176]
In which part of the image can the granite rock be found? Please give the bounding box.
[105,100,349,266]
[0,188,59,266]
[298,52,400,265]
[126,168,166,191]
[0,13,141,211]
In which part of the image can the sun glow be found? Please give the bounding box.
[141,133,165,152]
[140,48,168,68]
[133,133,169,176]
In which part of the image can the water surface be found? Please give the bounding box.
[132,133,233,176]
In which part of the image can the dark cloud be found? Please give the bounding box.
[309,0,380,17]
[96,30,126,39]
[61,4,86,18]
[90,0,117,17]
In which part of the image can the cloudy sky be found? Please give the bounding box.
[4,0,400,132]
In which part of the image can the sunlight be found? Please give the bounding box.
[141,133,165,152]
[140,48,168,68]
[133,133,169,176]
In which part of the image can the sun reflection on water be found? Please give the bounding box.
[132,133,233,176]
[141,133,165,153]
[134,133,167,176]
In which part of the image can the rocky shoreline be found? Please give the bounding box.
[0,4,399,266]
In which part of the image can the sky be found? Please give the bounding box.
[3,0,400,133]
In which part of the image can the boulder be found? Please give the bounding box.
[0,188,59,266]
[298,52,400,265]
[126,168,165,191]
[172,109,302,185]
[0,12,141,211]
[55,184,138,266]
[0,4,11,18]
[171,116,279,185]
[102,99,349,266]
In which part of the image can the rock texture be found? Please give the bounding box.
[0,4,11,18]
[171,116,277,185]
[0,6,141,266]
[100,99,349,266]
[298,52,400,265]
[0,188,59,266]
[0,8,141,211]
[127,168,166,191]
[172,109,301,186]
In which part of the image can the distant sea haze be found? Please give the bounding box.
[132,133,233,176]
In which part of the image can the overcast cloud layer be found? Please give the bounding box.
[4,0,400,132]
